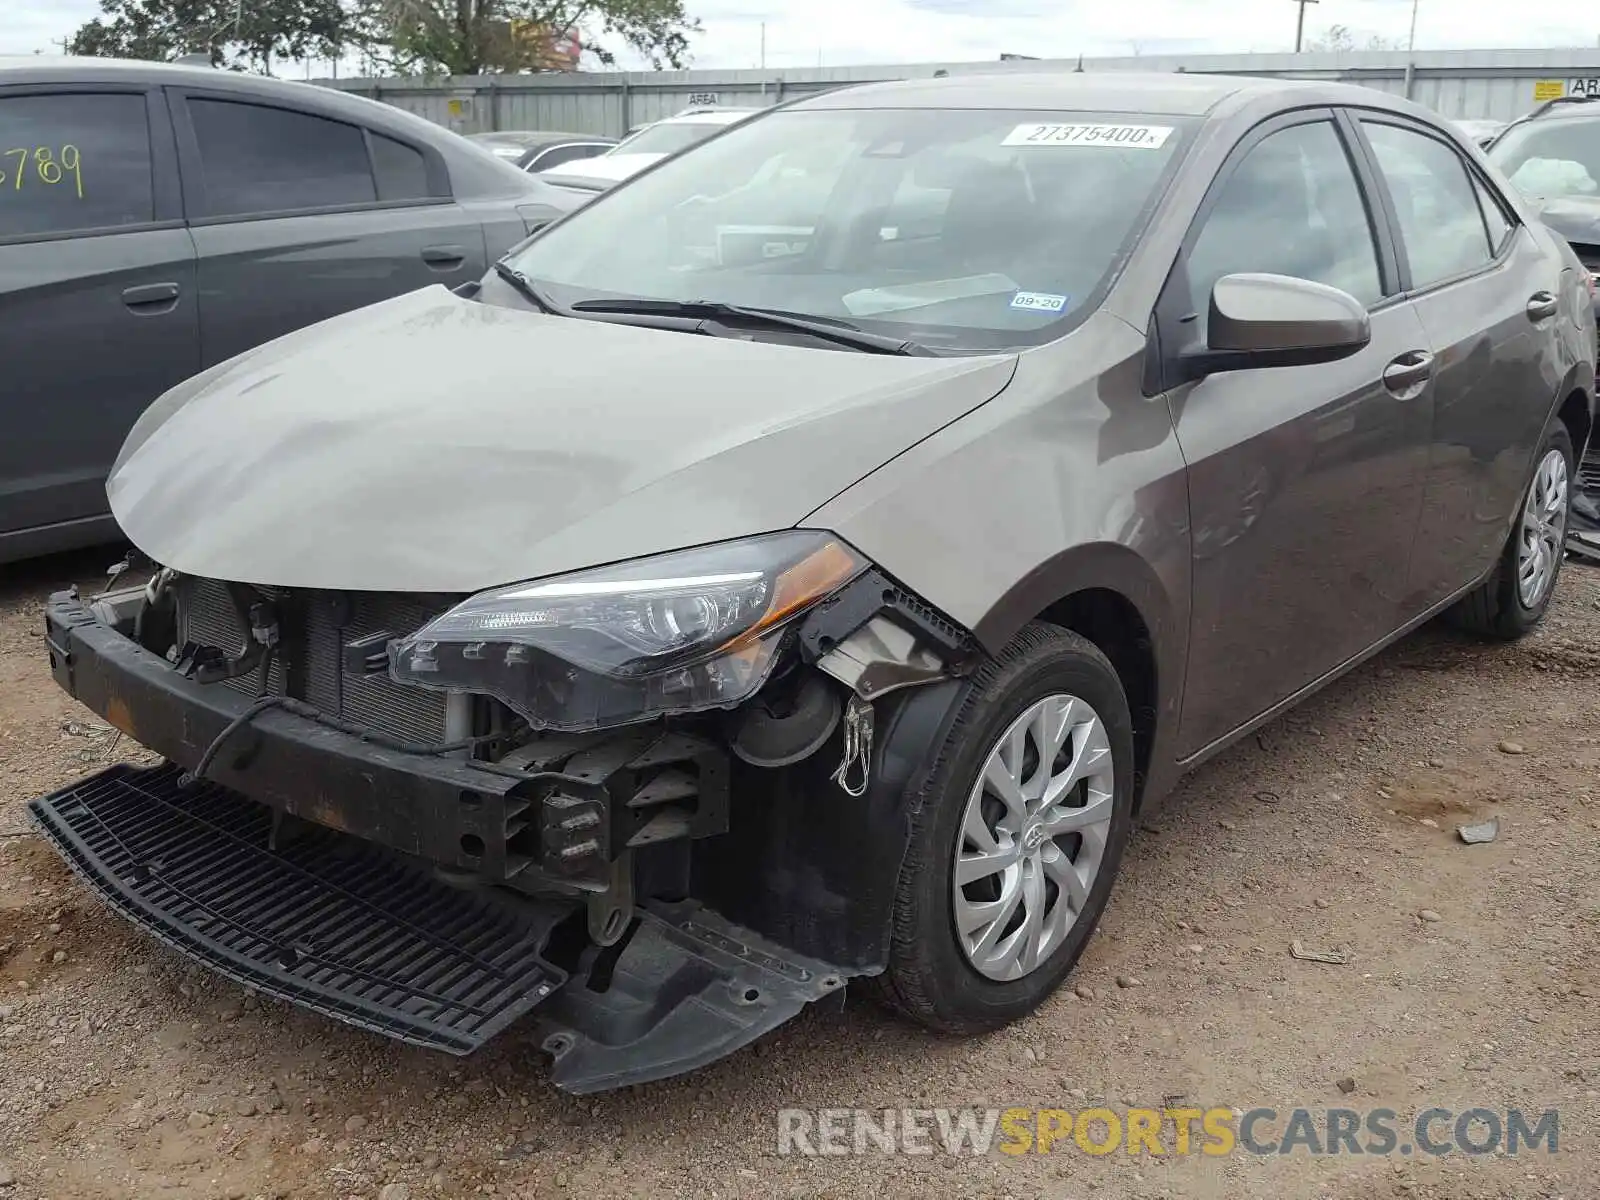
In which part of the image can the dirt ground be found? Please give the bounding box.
[1,546,1597,1200]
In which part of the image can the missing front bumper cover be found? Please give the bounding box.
[27,762,855,1091]
[41,588,731,891]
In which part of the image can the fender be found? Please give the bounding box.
[972,540,1190,808]
[1549,358,1596,458]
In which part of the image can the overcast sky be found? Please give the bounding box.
[4,0,1599,69]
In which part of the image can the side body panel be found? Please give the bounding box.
[188,207,489,368]
[1,230,199,537]
[1402,225,1569,607]
[1340,109,1579,609]
[809,312,1193,804]
[1165,301,1433,755]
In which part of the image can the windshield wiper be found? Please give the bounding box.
[568,297,934,356]
[493,261,563,314]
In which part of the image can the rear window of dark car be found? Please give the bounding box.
[0,92,154,239]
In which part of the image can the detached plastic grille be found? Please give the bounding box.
[29,763,568,1053]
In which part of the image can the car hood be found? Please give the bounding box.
[1532,194,1600,247]
[108,286,1017,593]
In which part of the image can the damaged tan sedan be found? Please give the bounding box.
[30,71,1595,1092]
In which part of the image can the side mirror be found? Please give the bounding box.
[1178,272,1371,382]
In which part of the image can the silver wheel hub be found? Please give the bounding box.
[1517,448,1569,609]
[952,693,1116,982]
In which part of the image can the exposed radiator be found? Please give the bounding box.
[175,577,453,744]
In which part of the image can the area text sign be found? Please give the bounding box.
[1534,78,1600,102]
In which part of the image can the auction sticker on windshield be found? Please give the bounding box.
[1011,291,1069,312]
[1002,123,1174,149]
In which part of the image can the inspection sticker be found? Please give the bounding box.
[1002,122,1173,149]
[1010,291,1069,312]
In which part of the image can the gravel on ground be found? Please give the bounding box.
[2,546,1598,1199]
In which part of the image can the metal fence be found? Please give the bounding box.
[316,46,1600,137]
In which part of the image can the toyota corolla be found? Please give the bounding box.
[29,73,1595,1093]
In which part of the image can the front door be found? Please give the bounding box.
[1159,112,1435,756]
[0,85,198,548]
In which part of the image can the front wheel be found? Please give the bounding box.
[873,623,1135,1034]
[1447,424,1574,640]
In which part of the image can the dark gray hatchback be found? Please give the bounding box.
[0,56,587,564]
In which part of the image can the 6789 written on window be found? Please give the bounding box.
[0,92,154,239]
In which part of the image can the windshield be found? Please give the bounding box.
[508,107,1191,351]
[610,122,730,157]
[1489,115,1600,199]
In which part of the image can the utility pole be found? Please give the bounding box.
[1407,0,1421,52]
[759,21,765,70]
[1292,0,1319,51]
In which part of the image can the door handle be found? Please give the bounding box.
[1526,290,1559,321]
[420,245,466,268]
[1381,349,1434,398]
[121,282,180,311]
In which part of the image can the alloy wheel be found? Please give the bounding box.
[1517,447,1569,608]
[952,693,1116,982]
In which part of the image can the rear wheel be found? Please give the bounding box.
[873,623,1135,1033]
[1448,425,1573,640]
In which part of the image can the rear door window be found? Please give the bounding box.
[187,97,377,217]
[1361,121,1495,289]
[0,92,154,239]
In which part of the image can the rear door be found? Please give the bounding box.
[169,89,488,367]
[0,84,198,546]
[1349,113,1568,608]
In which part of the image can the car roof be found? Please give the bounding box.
[789,71,1380,118]
[469,130,611,147]
[1523,100,1600,122]
[0,54,218,78]
[0,55,496,148]
[656,108,761,127]
[0,56,584,204]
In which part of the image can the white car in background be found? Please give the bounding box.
[538,107,761,193]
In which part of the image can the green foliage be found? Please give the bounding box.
[68,0,362,71]
[67,0,700,76]
[365,0,698,76]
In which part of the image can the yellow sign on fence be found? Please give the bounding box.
[1533,79,1566,102]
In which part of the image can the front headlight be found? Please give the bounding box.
[388,532,866,732]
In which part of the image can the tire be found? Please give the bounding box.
[1447,424,1574,641]
[872,622,1135,1034]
